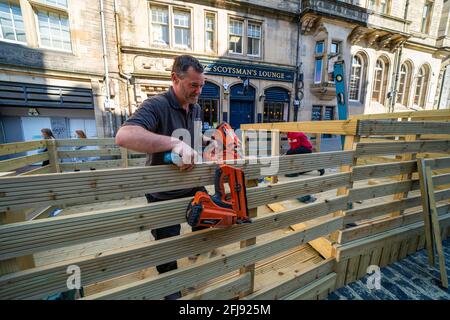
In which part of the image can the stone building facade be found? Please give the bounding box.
[0,0,121,144]
[1,0,449,143]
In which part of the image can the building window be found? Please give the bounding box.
[414,65,430,108]
[151,5,169,45]
[42,0,68,8]
[263,101,284,123]
[314,41,324,84]
[36,10,71,51]
[328,41,341,82]
[349,55,363,101]
[173,9,190,48]
[198,99,218,128]
[312,106,334,137]
[372,57,389,105]
[229,19,243,54]
[205,12,215,52]
[368,0,390,14]
[247,22,261,57]
[421,1,433,34]
[0,1,26,43]
[397,62,412,106]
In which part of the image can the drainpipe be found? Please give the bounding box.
[114,0,134,119]
[100,0,114,137]
[293,2,302,121]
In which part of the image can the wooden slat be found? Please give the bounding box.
[0,151,354,211]
[180,273,252,300]
[241,120,358,135]
[59,160,123,171]
[58,149,121,158]
[82,217,342,300]
[0,140,46,157]
[0,202,345,299]
[348,179,420,203]
[243,259,335,300]
[0,152,48,172]
[55,138,116,147]
[0,174,349,260]
[338,204,450,243]
[282,273,336,300]
[355,140,450,157]
[352,160,417,181]
[424,156,450,171]
[358,121,450,136]
[350,109,450,120]
[18,165,52,176]
[335,213,450,262]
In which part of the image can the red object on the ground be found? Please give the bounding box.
[287,132,313,150]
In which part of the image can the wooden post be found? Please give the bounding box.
[315,133,322,152]
[47,139,60,173]
[270,130,280,184]
[419,159,449,288]
[121,148,129,168]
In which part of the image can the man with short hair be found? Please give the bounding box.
[116,54,215,299]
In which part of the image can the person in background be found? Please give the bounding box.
[40,128,55,167]
[74,129,98,169]
[285,131,325,203]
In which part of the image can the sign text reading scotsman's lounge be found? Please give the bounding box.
[202,61,295,82]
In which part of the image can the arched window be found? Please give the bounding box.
[372,57,389,105]
[396,62,412,106]
[349,54,364,101]
[414,65,430,108]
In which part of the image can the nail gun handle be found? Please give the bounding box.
[214,166,224,200]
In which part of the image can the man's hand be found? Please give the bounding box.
[171,140,198,171]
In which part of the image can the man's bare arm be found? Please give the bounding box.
[115,125,178,154]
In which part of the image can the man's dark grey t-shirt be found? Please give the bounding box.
[123,86,202,200]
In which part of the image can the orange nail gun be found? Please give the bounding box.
[186,165,251,228]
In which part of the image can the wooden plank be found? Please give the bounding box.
[417,159,436,266]
[82,217,343,300]
[358,121,450,136]
[0,151,354,211]
[424,164,449,288]
[352,160,417,181]
[369,247,382,267]
[388,241,401,264]
[350,109,450,120]
[241,120,358,135]
[338,203,450,244]
[46,139,59,173]
[356,250,372,279]
[120,148,129,168]
[407,235,420,256]
[19,165,52,176]
[271,130,280,184]
[60,160,122,171]
[334,259,348,290]
[424,156,450,171]
[355,140,450,157]
[379,244,392,268]
[308,238,334,259]
[282,273,336,300]
[239,178,258,298]
[344,255,360,285]
[0,140,46,157]
[243,258,335,300]
[0,152,48,172]
[336,213,450,262]
[398,239,409,260]
[180,273,251,300]
[392,135,419,216]
[55,138,116,147]
[348,179,419,203]
[0,205,345,299]
[57,149,121,158]
[0,179,349,261]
